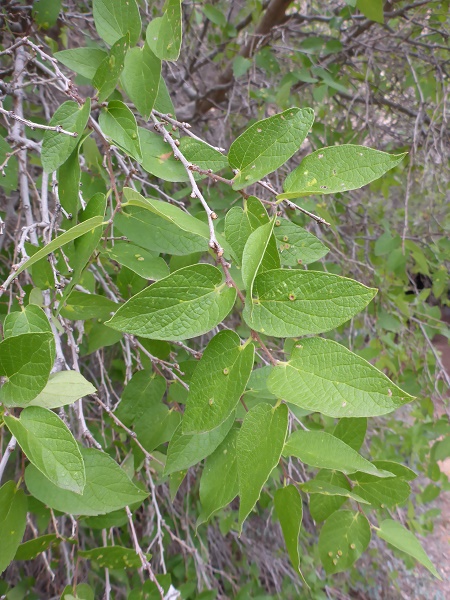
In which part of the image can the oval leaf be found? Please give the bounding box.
[0,482,27,575]
[146,0,182,61]
[274,219,329,266]
[93,0,141,46]
[121,45,161,120]
[28,371,96,409]
[274,485,305,581]
[99,100,142,161]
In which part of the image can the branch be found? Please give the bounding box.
[0,106,78,137]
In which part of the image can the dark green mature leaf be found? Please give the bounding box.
[99,101,142,160]
[309,470,351,522]
[183,331,254,433]
[32,0,62,28]
[198,424,240,526]
[0,333,55,406]
[41,99,91,172]
[59,291,117,320]
[14,534,58,561]
[0,136,18,191]
[274,485,305,581]
[28,371,96,409]
[55,48,108,79]
[238,403,288,529]
[106,264,236,340]
[179,138,228,172]
[349,472,410,508]
[333,417,367,451]
[115,206,207,255]
[92,35,129,102]
[300,479,369,505]
[3,305,51,338]
[356,0,383,23]
[319,511,371,574]
[244,270,376,338]
[371,460,417,481]
[79,546,147,569]
[58,143,82,223]
[280,145,406,199]
[146,0,182,61]
[139,128,188,181]
[121,45,161,120]
[93,0,141,46]
[103,242,169,280]
[4,407,86,493]
[274,219,329,265]
[268,338,413,417]
[242,217,277,299]
[25,447,148,516]
[229,107,314,189]
[376,519,440,579]
[115,371,166,426]
[0,482,27,575]
[165,414,234,476]
[283,430,393,477]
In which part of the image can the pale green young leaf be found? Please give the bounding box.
[28,371,96,409]
[356,0,384,23]
[92,35,129,102]
[13,216,104,280]
[279,145,406,199]
[349,473,410,508]
[229,107,314,190]
[0,482,27,575]
[198,424,240,527]
[319,511,371,574]
[244,270,376,338]
[238,403,288,530]
[99,100,142,161]
[268,338,413,417]
[183,331,254,434]
[93,0,141,46]
[283,430,393,477]
[242,217,277,300]
[274,218,329,266]
[274,485,305,582]
[121,45,161,120]
[301,479,370,504]
[54,48,107,79]
[4,407,86,494]
[371,461,417,481]
[376,519,441,579]
[106,264,236,341]
[309,470,351,522]
[146,0,182,61]
[103,242,169,280]
[333,417,367,451]
[25,447,148,516]
[115,206,207,255]
[0,333,55,406]
[165,414,234,476]
[3,304,51,338]
[41,99,91,172]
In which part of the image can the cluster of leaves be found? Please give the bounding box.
[0,0,449,598]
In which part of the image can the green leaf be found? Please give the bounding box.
[28,371,96,409]
[41,99,91,173]
[183,331,254,434]
[243,270,376,338]
[376,519,441,579]
[283,430,394,477]
[198,424,240,526]
[59,291,117,321]
[242,217,277,300]
[274,485,305,581]
[106,264,236,341]
[229,107,314,190]
[274,219,329,266]
[3,305,51,338]
[0,333,55,406]
[25,447,148,516]
[279,145,406,199]
[146,0,182,61]
[79,546,147,569]
[121,45,161,120]
[14,534,58,561]
[268,338,414,417]
[54,48,108,79]
[103,242,169,280]
[99,100,142,161]
[93,0,141,46]
[165,414,234,476]
[32,0,61,28]
[333,417,367,451]
[356,0,383,23]
[309,470,351,522]
[0,481,27,575]
[92,34,129,102]
[371,460,417,481]
[115,206,207,255]
[154,75,176,115]
[14,216,105,280]
[349,473,410,508]
[0,136,18,191]
[179,138,228,173]
[319,510,371,574]
[61,583,94,600]
[300,479,370,505]
[4,407,86,494]
[237,403,288,529]
[115,371,166,426]
[139,128,189,182]
[58,143,82,222]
